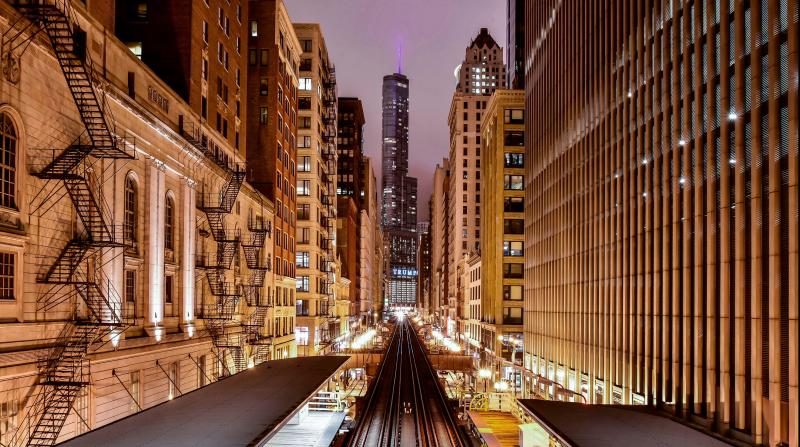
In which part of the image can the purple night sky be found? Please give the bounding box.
[285,0,506,220]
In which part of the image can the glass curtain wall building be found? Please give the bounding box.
[381,73,418,308]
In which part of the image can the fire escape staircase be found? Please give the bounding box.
[196,163,247,377]
[240,218,272,361]
[8,1,134,446]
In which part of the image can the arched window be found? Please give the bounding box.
[164,194,175,251]
[124,175,138,248]
[0,113,17,209]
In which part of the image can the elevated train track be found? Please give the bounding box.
[348,319,464,447]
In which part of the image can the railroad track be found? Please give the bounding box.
[348,319,464,447]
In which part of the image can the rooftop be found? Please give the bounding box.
[61,356,349,447]
[518,400,736,447]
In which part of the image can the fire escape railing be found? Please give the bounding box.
[195,162,247,376]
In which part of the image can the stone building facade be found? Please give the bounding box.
[0,1,286,444]
[447,28,505,338]
[293,23,338,355]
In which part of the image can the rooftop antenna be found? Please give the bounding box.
[396,41,403,74]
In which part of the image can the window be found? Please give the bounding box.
[504,197,524,212]
[299,116,311,129]
[295,326,309,344]
[260,78,268,95]
[260,49,268,66]
[132,1,147,18]
[504,152,524,168]
[124,175,138,248]
[296,251,310,268]
[296,300,309,316]
[504,219,524,234]
[299,136,311,148]
[300,58,312,71]
[503,241,523,257]
[503,263,523,278]
[504,130,524,146]
[298,227,310,244]
[298,156,311,172]
[503,174,524,190]
[125,270,136,303]
[127,41,143,58]
[503,307,523,325]
[0,252,14,300]
[296,276,310,292]
[165,195,175,251]
[297,204,311,220]
[298,97,311,110]
[1,114,17,209]
[250,20,258,36]
[201,20,209,43]
[0,399,18,445]
[299,77,312,90]
[297,180,311,196]
[504,108,524,124]
[201,57,208,81]
[249,49,257,65]
[165,274,173,303]
[259,107,268,124]
[300,39,312,52]
[503,285,523,301]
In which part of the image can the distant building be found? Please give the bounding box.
[448,27,505,336]
[505,0,524,89]
[246,0,301,358]
[416,221,431,315]
[381,73,417,308]
[358,157,382,324]
[337,97,366,206]
[465,253,482,356]
[336,97,365,316]
[429,159,450,325]
[480,89,524,373]
[293,23,338,355]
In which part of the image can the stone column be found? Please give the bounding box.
[182,179,196,329]
[147,160,166,334]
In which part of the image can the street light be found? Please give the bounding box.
[478,368,491,393]
[494,380,509,392]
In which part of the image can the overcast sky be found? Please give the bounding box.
[285,0,506,220]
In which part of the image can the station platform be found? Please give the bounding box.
[466,410,521,447]
[61,356,349,447]
[266,410,346,447]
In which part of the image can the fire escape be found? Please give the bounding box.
[240,214,273,364]
[6,1,135,445]
[195,162,246,377]
[318,66,338,347]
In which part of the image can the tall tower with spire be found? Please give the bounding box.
[381,72,417,309]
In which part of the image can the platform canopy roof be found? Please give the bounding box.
[61,356,349,447]
[518,399,737,447]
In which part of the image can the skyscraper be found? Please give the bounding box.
[447,28,505,336]
[381,73,418,308]
[506,0,524,89]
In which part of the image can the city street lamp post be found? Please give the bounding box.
[478,368,491,393]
